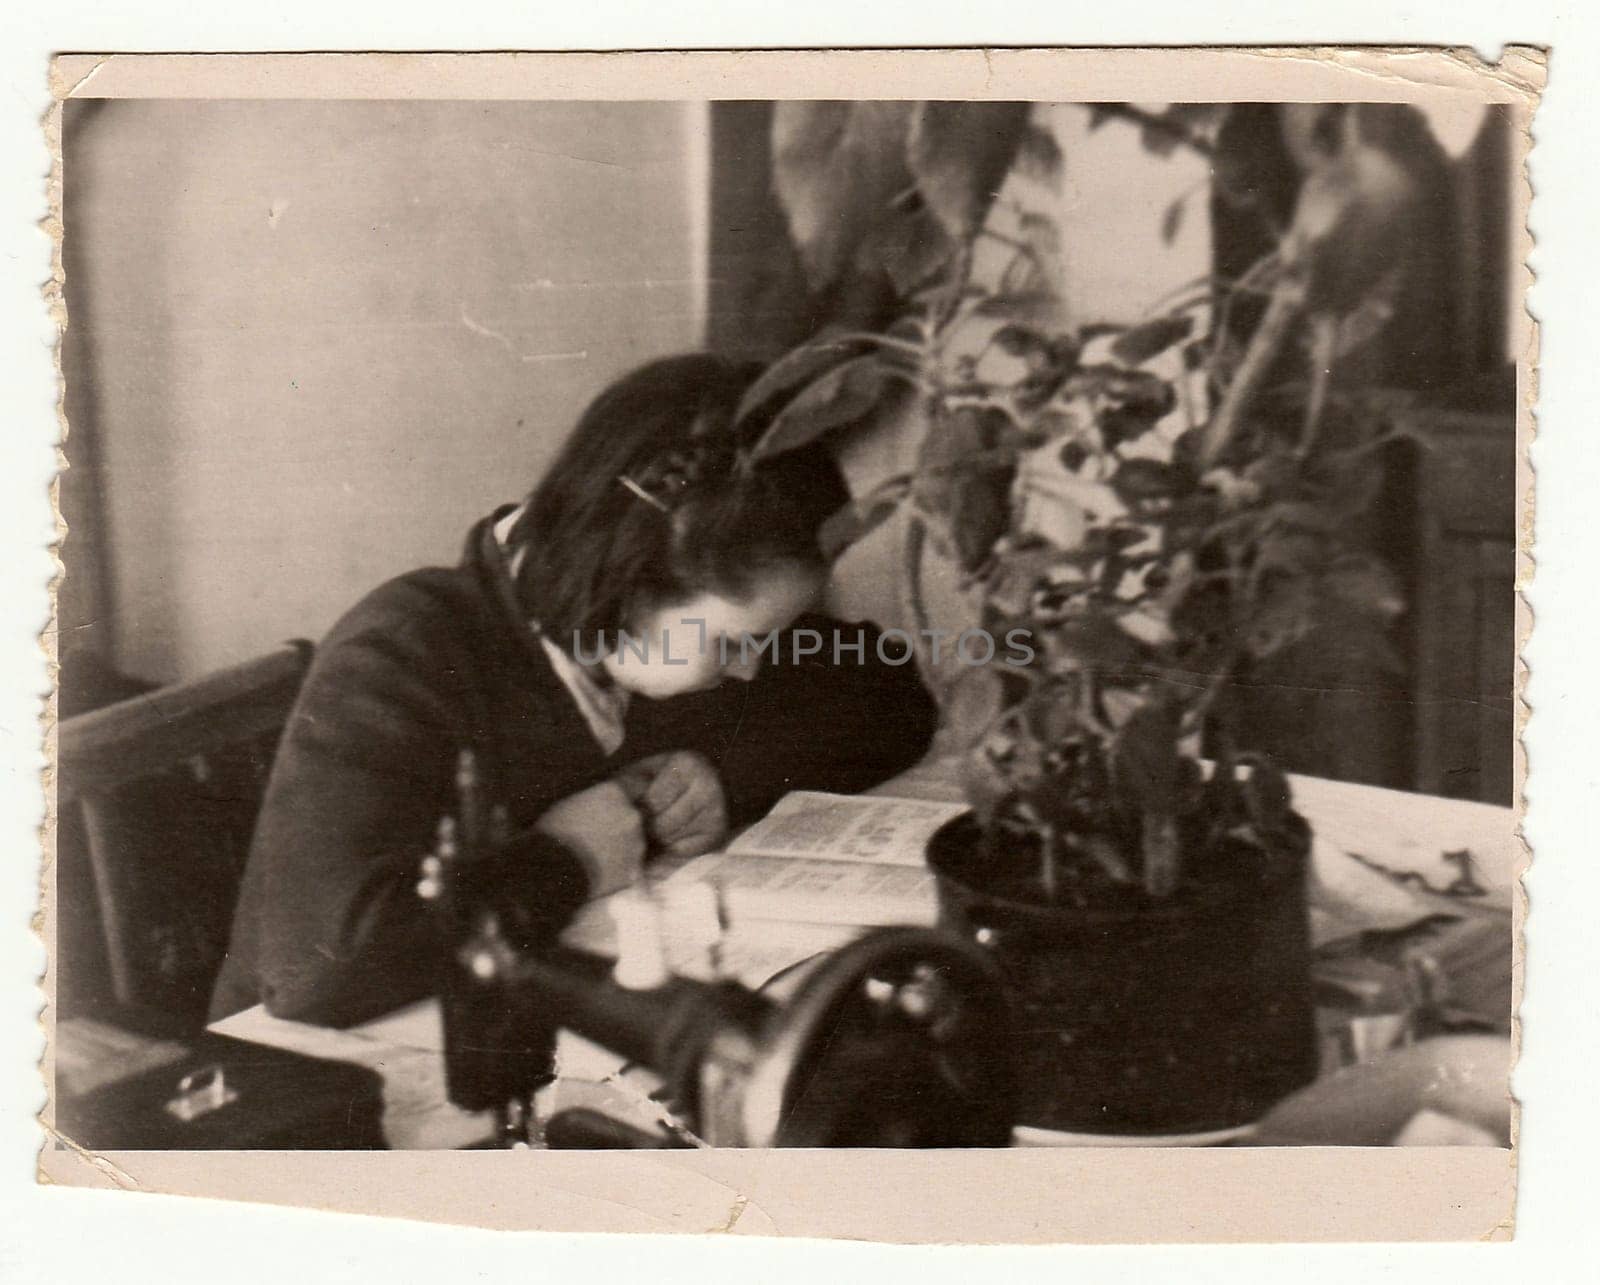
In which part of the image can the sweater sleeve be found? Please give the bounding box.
[247,607,589,1028]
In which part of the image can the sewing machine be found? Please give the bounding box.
[418,752,1016,1149]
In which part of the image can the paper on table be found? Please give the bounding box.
[1307,837,1461,948]
[1291,774,1515,911]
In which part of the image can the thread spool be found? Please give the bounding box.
[609,889,670,991]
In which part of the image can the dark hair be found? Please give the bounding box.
[511,353,849,652]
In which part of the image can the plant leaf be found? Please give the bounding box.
[1141,810,1182,897]
[1160,195,1187,244]
[1255,529,1324,578]
[986,542,1071,618]
[734,333,874,431]
[944,663,1007,752]
[974,291,1070,331]
[1043,614,1147,675]
[1166,103,1229,130]
[1018,209,1065,258]
[915,401,1019,572]
[907,101,1033,241]
[817,475,911,560]
[1110,699,1184,815]
[993,322,1051,359]
[1139,120,1182,158]
[1245,577,1318,659]
[770,101,917,292]
[748,354,888,462]
[958,741,1011,826]
[951,463,1017,572]
[1287,140,1419,316]
[1110,458,1183,505]
[913,404,990,514]
[1115,603,1176,648]
[1024,680,1080,746]
[865,202,958,296]
[1323,557,1405,619]
[1075,366,1177,449]
[1332,277,1399,359]
[1111,314,1195,367]
[1013,123,1065,182]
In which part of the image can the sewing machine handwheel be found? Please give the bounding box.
[739,926,1015,1147]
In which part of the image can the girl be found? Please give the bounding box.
[211,354,938,1027]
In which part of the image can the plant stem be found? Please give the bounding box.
[932,242,976,337]
[1182,664,1238,740]
[827,330,926,359]
[1297,315,1338,459]
[900,508,941,695]
[1141,812,1181,899]
[1198,269,1307,470]
[1040,822,1059,903]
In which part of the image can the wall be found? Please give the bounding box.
[62,99,707,683]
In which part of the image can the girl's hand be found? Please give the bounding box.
[615,751,730,859]
[534,780,647,898]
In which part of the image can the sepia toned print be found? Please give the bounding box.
[41,48,1538,1240]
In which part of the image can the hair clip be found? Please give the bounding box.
[617,474,671,514]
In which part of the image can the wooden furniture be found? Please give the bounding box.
[1221,388,1518,806]
[1403,405,1518,805]
[56,642,311,1031]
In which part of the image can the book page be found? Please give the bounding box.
[727,791,969,866]
[662,850,940,928]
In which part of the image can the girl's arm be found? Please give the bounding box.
[243,609,593,1028]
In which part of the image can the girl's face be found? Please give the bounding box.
[601,561,824,699]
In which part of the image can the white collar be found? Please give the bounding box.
[493,503,630,756]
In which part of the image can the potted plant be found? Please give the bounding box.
[730,102,1422,1134]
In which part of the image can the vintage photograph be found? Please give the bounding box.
[42,50,1532,1235]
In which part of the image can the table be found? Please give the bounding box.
[210,758,1517,1149]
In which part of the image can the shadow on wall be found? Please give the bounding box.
[61,99,710,684]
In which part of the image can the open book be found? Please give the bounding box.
[661,791,971,929]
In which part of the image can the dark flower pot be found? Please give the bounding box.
[926,813,1318,1136]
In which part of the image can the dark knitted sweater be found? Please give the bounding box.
[210,515,938,1027]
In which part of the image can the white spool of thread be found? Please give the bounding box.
[608,888,670,991]
[658,879,726,980]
